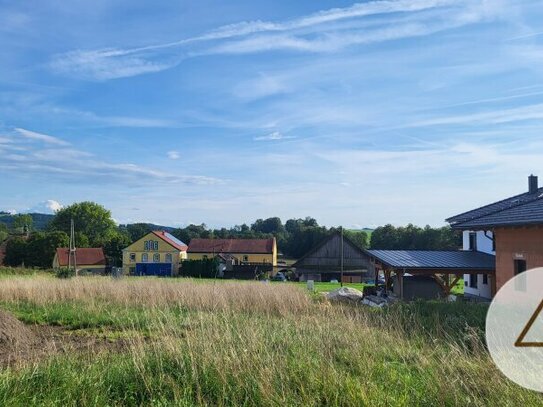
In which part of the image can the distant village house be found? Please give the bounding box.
[122,231,188,276]
[293,231,375,283]
[187,238,277,266]
[53,247,107,274]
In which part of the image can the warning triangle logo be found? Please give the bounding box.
[515,299,543,347]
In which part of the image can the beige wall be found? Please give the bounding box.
[187,252,276,265]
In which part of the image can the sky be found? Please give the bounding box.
[1,0,543,228]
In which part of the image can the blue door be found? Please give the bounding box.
[136,263,172,277]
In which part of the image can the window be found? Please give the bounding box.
[165,253,173,263]
[129,253,136,262]
[482,274,488,285]
[142,253,148,262]
[243,255,249,262]
[468,232,477,251]
[144,240,158,251]
[515,259,527,291]
[153,253,160,262]
[469,273,478,289]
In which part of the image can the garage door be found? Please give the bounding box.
[136,263,172,277]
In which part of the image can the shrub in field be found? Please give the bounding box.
[55,268,75,279]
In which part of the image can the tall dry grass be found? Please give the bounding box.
[0,276,312,316]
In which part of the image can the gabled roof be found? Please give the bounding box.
[217,253,238,262]
[152,231,188,251]
[365,250,495,271]
[449,198,543,229]
[292,231,367,268]
[56,248,106,266]
[188,238,275,254]
[447,186,543,228]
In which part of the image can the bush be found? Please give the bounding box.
[180,259,219,278]
[55,268,76,279]
[0,267,39,276]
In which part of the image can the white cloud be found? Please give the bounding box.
[408,103,543,128]
[0,128,222,186]
[14,128,69,146]
[253,131,294,141]
[50,49,176,81]
[27,200,63,214]
[167,150,181,160]
[49,0,495,80]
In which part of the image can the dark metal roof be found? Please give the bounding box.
[446,187,543,226]
[366,250,495,270]
[450,198,543,229]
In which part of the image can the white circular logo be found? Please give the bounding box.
[486,267,543,392]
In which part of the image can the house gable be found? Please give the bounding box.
[124,231,186,253]
[293,232,370,270]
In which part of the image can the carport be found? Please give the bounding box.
[365,250,496,299]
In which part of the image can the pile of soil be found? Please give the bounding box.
[0,310,37,353]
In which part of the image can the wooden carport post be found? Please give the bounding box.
[383,269,392,295]
[433,273,462,298]
[397,269,405,299]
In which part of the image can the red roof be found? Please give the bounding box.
[188,238,275,254]
[151,231,188,251]
[55,248,106,266]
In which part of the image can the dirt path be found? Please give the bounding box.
[0,310,128,369]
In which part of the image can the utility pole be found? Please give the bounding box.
[68,218,78,276]
[340,226,344,287]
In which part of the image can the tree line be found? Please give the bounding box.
[1,201,462,269]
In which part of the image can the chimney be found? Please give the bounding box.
[529,174,538,194]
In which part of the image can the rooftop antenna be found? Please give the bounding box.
[68,218,77,276]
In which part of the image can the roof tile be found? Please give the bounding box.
[56,248,106,267]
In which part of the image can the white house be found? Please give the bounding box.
[461,230,494,299]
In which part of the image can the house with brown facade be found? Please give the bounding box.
[447,175,543,298]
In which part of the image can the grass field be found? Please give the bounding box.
[0,275,538,406]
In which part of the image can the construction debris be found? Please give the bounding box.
[326,287,364,303]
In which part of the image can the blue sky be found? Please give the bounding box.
[1,0,543,228]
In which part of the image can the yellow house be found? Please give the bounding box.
[53,247,107,274]
[187,238,277,266]
[122,231,188,276]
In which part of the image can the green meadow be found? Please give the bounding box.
[0,275,538,406]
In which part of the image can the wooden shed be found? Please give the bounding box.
[293,231,375,283]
